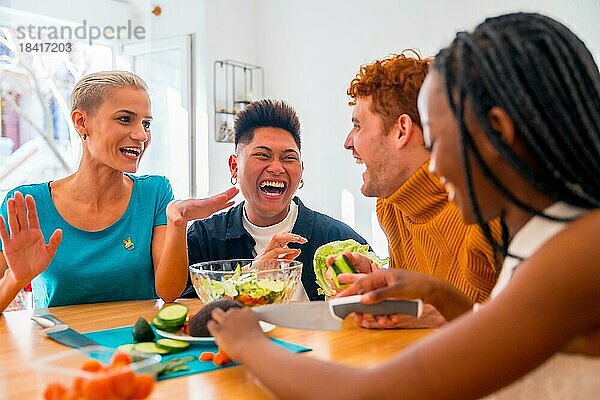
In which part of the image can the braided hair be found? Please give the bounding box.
[433,12,600,268]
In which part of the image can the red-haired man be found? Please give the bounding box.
[337,51,500,328]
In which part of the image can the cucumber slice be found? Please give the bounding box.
[134,342,170,355]
[154,304,188,332]
[156,338,190,353]
[157,304,188,325]
[158,318,185,327]
[152,317,181,333]
[331,254,357,275]
[331,255,357,289]
[117,343,136,352]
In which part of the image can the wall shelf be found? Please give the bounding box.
[214,60,263,143]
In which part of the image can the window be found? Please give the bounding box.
[0,23,114,203]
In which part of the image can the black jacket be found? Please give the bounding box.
[183,197,367,300]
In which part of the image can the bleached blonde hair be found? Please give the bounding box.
[70,70,148,114]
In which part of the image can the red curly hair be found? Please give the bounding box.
[347,50,430,133]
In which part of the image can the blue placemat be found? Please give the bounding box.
[84,326,311,380]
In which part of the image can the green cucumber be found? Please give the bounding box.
[151,304,189,332]
[151,317,165,328]
[117,343,136,352]
[155,356,196,376]
[133,317,155,342]
[331,255,357,289]
[133,342,170,355]
[152,317,182,333]
[158,304,188,323]
[331,254,357,274]
[156,338,190,353]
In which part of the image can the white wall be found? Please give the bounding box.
[3,0,599,254]
[1,0,134,30]
[143,0,258,199]
[252,0,600,254]
[2,0,258,201]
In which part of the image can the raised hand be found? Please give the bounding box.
[167,187,239,227]
[0,192,62,285]
[256,232,307,260]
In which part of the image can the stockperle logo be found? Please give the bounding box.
[15,20,146,46]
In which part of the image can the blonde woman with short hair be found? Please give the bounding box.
[0,70,237,311]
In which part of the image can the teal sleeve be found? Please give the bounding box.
[154,177,174,227]
[0,189,17,252]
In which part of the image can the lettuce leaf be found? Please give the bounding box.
[313,239,385,297]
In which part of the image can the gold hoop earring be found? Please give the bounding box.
[231,176,238,185]
[298,179,304,189]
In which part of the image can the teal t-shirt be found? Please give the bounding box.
[0,175,173,308]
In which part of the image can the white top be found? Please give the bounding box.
[242,201,299,257]
[483,202,600,399]
[242,201,308,301]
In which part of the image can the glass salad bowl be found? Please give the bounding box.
[189,259,302,306]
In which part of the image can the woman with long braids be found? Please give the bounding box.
[205,12,600,399]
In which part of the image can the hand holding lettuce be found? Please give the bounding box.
[314,239,386,297]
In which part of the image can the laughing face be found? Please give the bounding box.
[230,127,303,226]
[77,86,152,173]
[344,96,404,198]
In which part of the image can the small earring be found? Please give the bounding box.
[231,176,238,185]
[298,179,304,189]
[82,133,88,140]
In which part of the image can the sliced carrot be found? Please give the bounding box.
[212,349,231,366]
[237,293,253,306]
[57,388,79,400]
[80,359,102,373]
[217,348,230,359]
[72,377,86,395]
[212,353,227,366]
[110,367,136,399]
[220,348,232,364]
[43,382,67,400]
[130,373,155,399]
[110,351,131,367]
[111,360,129,370]
[199,351,214,361]
[82,375,113,400]
[181,322,190,335]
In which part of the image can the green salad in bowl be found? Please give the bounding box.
[189,259,302,306]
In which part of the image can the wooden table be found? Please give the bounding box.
[0,299,431,399]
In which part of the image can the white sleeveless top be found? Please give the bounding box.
[483,202,600,399]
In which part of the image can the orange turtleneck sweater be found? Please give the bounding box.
[376,162,499,302]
